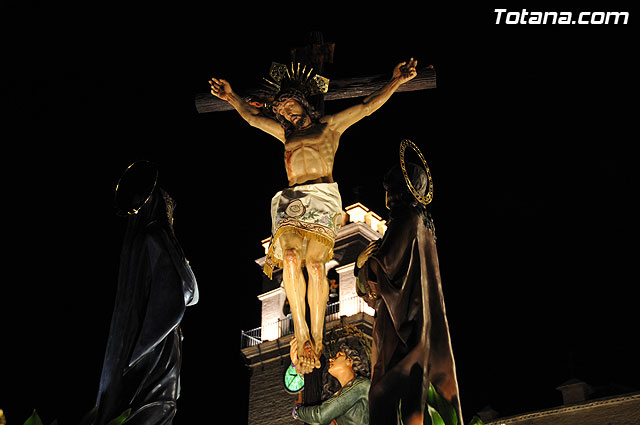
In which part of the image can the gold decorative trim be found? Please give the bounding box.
[264,62,330,98]
[263,220,336,279]
[399,139,433,205]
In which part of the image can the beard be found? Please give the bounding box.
[291,114,307,129]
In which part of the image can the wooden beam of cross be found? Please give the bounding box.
[198,31,435,114]
[195,65,436,114]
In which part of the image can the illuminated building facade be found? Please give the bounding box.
[240,203,384,425]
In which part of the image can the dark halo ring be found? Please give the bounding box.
[399,139,433,205]
[114,160,159,216]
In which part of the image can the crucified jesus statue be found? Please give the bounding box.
[210,58,418,374]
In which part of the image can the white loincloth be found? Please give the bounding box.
[264,182,343,279]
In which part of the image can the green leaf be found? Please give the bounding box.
[23,410,43,425]
[426,404,446,425]
[399,384,460,425]
[426,384,458,425]
[106,409,131,425]
[468,416,485,425]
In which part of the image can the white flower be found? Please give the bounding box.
[285,199,306,218]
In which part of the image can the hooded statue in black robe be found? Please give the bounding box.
[94,162,199,425]
[355,162,462,425]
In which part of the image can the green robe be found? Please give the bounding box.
[296,377,370,425]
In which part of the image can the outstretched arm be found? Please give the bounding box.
[209,78,285,142]
[325,59,418,134]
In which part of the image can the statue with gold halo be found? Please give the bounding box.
[209,59,418,374]
[355,141,462,425]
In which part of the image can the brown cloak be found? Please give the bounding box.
[357,207,462,424]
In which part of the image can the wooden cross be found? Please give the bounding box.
[290,31,335,115]
[195,33,436,114]
[290,31,335,76]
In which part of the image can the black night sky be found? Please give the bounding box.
[2,2,637,424]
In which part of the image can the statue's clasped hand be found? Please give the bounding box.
[355,240,381,307]
[356,240,380,269]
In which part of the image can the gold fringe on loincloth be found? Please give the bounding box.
[263,218,336,279]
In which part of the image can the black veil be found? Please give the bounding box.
[94,162,198,425]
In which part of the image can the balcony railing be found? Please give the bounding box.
[240,295,373,349]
